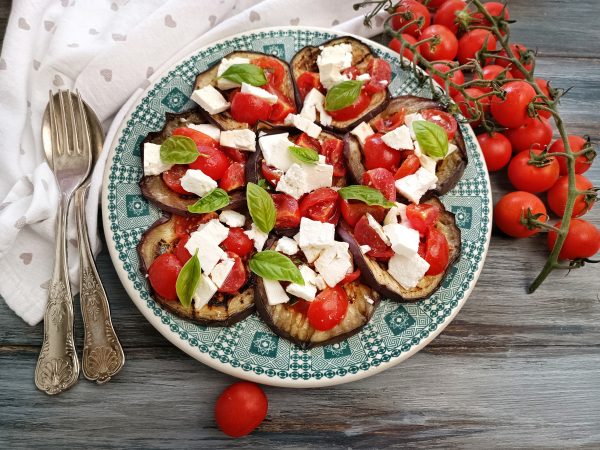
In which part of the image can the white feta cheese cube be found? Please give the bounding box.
[193,275,218,310]
[313,275,327,290]
[219,210,246,228]
[404,113,424,139]
[285,114,322,139]
[276,162,333,199]
[187,123,221,141]
[210,258,235,288]
[216,56,251,90]
[180,169,218,197]
[300,88,333,126]
[244,223,269,251]
[258,133,295,171]
[356,73,371,81]
[350,122,375,146]
[302,246,323,264]
[298,217,335,249]
[388,252,430,289]
[317,44,353,88]
[143,142,173,176]
[382,125,414,150]
[383,223,420,257]
[360,245,372,254]
[318,63,349,90]
[286,265,318,301]
[185,227,227,275]
[366,213,390,245]
[314,241,353,287]
[384,202,409,226]
[275,236,299,255]
[395,168,438,204]
[192,219,230,244]
[263,279,290,306]
[220,129,256,152]
[419,153,438,174]
[241,82,278,104]
[191,85,230,115]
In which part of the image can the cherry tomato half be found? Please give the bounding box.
[299,188,340,224]
[363,133,402,171]
[218,252,248,294]
[340,199,386,228]
[362,168,396,201]
[215,382,268,438]
[354,214,394,260]
[221,228,254,257]
[395,153,421,179]
[296,71,324,100]
[172,127,219,148]
[421,109,457,140]
[253,56,286,87]
[272,193,301,229]
[321,138,346,177]
[147,253,182,301]
[174,235,192,264]
[423,227,449,276]
[219,162,245,192]
[327,90,371,122]
[372,109,406,133]
[188,146,230,180]
[406,203,441,236]
[307,286,349,331]
[162,164,191,195]
[230,92,272,126]
[365,58,392,94]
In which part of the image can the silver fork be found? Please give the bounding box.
[35,90,92,395]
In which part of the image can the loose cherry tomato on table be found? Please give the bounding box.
[219,162,245,192]
[422,227,449,275]
[389,34,419,61]
[253,56,286,87]
[363,133,402,171]
[162,164,191,195]
[321,138,346,177]
[230,92,272,126]
[261,161,282,187]
[372,110,406,133]
[296,71,323,100]
[457,29,497,65]
[547,175,595,218]
[362,168,397,201]
[490,81,537,129]
[147,253,182,301]
[327,90,371,122]
[504,117,553,153]
[433,0,468,35]
[548,135,594,175]
[354,214,395,260]
[307,286,349,331]
[476,131,512,171]
[508,149,560,193]
[395,154,421,179]
[391,0,431,36]
[421,109,457,140]
[547,219,600,260]
[221,228,254,257]
[429,63,464,97]
[418,25,458,61]
[218,252,248,294]
[215,381,268,438]
[452,88,490,127]
[172,127,219,148]
[473,65,513,93]
[188,146,230,180]
[494,191,547,238]
[495,43,533,79]
[340,199,386,227]
[272,193,301,229]
[406,203,441,235]
[299,188,340,224]
[365,59,392,94]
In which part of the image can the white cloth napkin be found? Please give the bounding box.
[0,0,385,325]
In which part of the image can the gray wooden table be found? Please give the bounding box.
[1,1,599,448]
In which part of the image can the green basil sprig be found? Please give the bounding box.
[246,182,276,234]
[160,135,198,164]
[338,185,395,208]
[413,120,449,159]
[176,250,201,308]
[219,64,267,87]
[187,188,230,214]
[325,80,364,111]
[289,145,319,164]
[249,251,304,285]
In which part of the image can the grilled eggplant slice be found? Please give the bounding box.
[194,51,299,130]
[254,240,380,349]
[137,213,254,326]
[291,36,390,133]
[139,109,245,216]
[337,197,461,301]
[344,95,468,197]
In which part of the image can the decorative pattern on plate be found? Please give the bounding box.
[102,27,492,387]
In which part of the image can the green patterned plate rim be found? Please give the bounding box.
[101,26,492,388]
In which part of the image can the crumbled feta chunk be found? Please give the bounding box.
[356,73,371,81]
[366,213,390,245]
[395,168,438,204]
[258,133,295,171]
[285,114,322,139]
[143,142,173,176]
[219,210,246,228]
[185,220,229,275]
[298,217,335,249]
[318,64,350,90]
[384,202,409,225]
[219,129,256,152]
[187,123,221,141]
[404,113,424,139]
[193,275,218,310]
[275,236,299,255]
[302,246,323,264]
[383,223,420,257]
[180,169,218,197]
[381,125,414,150]
[317,43,353,89]
[263,279,290,306]
[191,85,230,115]
[419,153,438,174]
[314,241,353,287]
[276,162,333,199]
[313,275,327,290]
[216,56,251,90]
[286,265,318,301]
[241,82,278,104]
[350,122,375,146]
[210,258,235,288]
[300,88,333,126]
[244,223,268,251]
[388,252,430,289]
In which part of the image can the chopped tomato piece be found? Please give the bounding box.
[261,161,282,187]
[423,227,449,275]
[340,199,385,228]
[262,83,296,122]
[341,66,360,80]
[321,138,346,177]
[272,193,301,229]
[296,71,323,100]
[173,213,217,237]
[372,109,406,133]
[421,109,457,140]
[230,92,272,126]
[394,154,421,179]
[188,146,230,180]
[162,164,191,195]
[174,235,192,264]
[406,203,441,236]
[253,56,286,87]
[218,252,248,294]
[295,133,322,152]
[172,127,219,148]
[291,299,311,315]
[221,146,247,164]
[219,162,245,192]
[299,188,340,224]
[354,214,394,260]
[327,90,371,122]
[307,286,349,331]
[363,133,402,171]
[364,58,391,94]
[362,168,396,201]
[221,228,253,257]
[147,253,182,302]
[340,269,361,286]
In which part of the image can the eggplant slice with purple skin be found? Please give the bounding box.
[254,239,380,349]
[338,197,461,302]
[344,95,468,198]
[139,109,245,217]
[137,213,255,326]
[194,51,300,130]
[291,36,390,133]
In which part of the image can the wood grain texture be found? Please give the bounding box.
[1,0,600,448]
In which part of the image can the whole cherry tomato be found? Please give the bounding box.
[452,88,490,127]
[307,287,349,331]
[230,92,272,126]
[547,219,600,260]
[363,133,402,171]
[417,25,458,61]
[495,43,533,79]
[457,29,497,65]
[299,188,340,224]
[508,149,560,193]
[476,131,512,171]
[547,175,595,218]
[188,146,230,180]
[494,191,547,238]
[490,81,536,129]
[391,0,431,36]
[473,64,513,93]
[548,135,593,175]
[221,228,254,257]
[215,382,268,438]
[389,34,419,61]
[429,63,464,97]
[433,0,468,34]
[503,117,553,153]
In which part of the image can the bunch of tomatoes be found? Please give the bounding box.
[385,0,599,263]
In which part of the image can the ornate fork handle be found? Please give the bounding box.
[76,187,125,383]
[35,195,80,394]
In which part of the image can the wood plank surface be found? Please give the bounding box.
[1,1,600,448]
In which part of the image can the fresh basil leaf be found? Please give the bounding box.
[289,145,319,164]
[160,135,198,164]
[338,185,395,208]
[249,250,304,285]
[187,188,230,214]
[325,80,364,111]
[257,178,270,190]
[413,120,449,159]
[176,250,201,308]
[246,182,276,234]
[219,64,267,87]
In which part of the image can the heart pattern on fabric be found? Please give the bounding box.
[112,33,127,42]
[375,15,384,27]
[146,66,154,78]
[33,60,41,70]
[18,18,31,30]
[290,17,300,25]
[19,253,32,265]
[331,19,340,26]
[14,216,26,230]
[208,15,217,27]
[44,20,55,31]
[89,28,99,35]
[164,15,176,28]
[249,11,260,22]
[100,69,112,82]
[53,74,64,86]
[68,43,79,48]
[0,59,6,70]
[111,2,118,11]
[40,279,51,289]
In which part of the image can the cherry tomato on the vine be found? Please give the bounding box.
[548,135,594,175]
[494,191,547,238]
[477,131,512,171]
[429,63,464,97]
[452,87,490,127]
[433,0,468,35]
[457,29,497,65]
[534,78,552,119]
[490,80,536,129]
[547,175,595,218]
[547,219,600,260]
[503,117,553,153]
[389,34,419,61]
[473,64,513,93]
[507,149,560,193]
[495,43,534,79]
[417,25,458,61]
[391,0,431,36]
